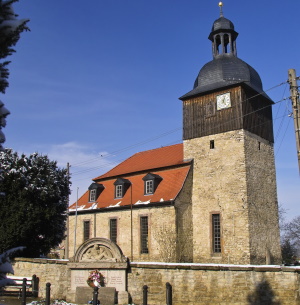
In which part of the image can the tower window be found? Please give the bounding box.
[224,34,230,53]
[212,214,221,253]
[110,218,117,244]
[215,35,221,55]
[258,141,261,150]
[140,216,149,254]
[83,220,90,241]
[210,140,215,149]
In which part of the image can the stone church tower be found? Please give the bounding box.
[180,6,282,264]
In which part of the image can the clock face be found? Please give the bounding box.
[216,93,231,110]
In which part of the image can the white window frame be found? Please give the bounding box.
[89,189,96,202]
[145,180,154,195]
[115,184,123,198]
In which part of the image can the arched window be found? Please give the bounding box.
[215,35,221,55]
[224,34,230,53]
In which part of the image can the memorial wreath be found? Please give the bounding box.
[87,269,105,288]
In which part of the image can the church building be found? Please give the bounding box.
[67,5,282,265]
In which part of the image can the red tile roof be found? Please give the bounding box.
[93,143,187,180]
[69,144,192,211]
[69,165,190,211]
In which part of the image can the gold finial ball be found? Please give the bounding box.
[219,2,223,7]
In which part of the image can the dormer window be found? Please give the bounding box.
[88,183,104,202]
[145,180,154,195]
[114,178,131,199]
[142,173,162,195]
[115,184,123,198]
[90,189,96,202]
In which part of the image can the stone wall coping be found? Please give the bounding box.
[68,262,128,269]
[14,257,69,265]
[130,262,300,273]
[12,258,300,273]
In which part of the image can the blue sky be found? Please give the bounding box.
[3,0,299,221]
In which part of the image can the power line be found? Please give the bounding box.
[70,80,288,172]
[71,110,289,181]
[274,82,289,141]
[275,117,292,157]
[68,80,290,183]
[71,128,181,168]
[71,139,183,182]
[71,105,290,183]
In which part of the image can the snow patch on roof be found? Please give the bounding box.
[108,201,122,208]
[135,200,151,205]
[69,205,85,212]
[160,198,164,202]
[86,203,98,210]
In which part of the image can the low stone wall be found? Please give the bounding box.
[12,259,300,304]
[128,263,300,305]
[12,258,69,300]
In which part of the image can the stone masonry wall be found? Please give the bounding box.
[11,259,300,304]
[174,167,193,262]
[183,129,281,264]
[184,130,251,264]
[68,205,177,262]
[244,130,282,264]
[128,263,300,305]
[12,258,69,299]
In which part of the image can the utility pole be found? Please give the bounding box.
[65,162,70,259]
[288,69,300,174]
[74,187,79,256]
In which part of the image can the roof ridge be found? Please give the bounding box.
[133,143,182,155]
[93,143,183,181]
[94,162,191,181]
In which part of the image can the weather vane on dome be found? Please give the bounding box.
[219,2,224,17]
